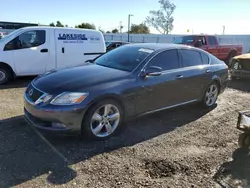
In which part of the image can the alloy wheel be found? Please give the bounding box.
[0,70,6,82]
[205,84,218,106]
[90,104,120,138]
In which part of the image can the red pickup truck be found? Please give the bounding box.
[173,35,242,65]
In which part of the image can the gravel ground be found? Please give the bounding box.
[0,77,250,188]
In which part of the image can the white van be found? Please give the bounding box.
[0,27,106,84]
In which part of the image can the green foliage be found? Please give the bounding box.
[112,29,119,33]
[76,23,96,30]
[130,23,150,34]
[49,22,55,27]
[56,21,64,27]
[146,0,176,34]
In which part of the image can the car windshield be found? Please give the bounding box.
[173,36,195,44]
[0,29,23,43]
[95,46,154,72]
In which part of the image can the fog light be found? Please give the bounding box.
[240,114,250,129]
[52,123,67,129]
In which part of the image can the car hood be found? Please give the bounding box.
[32,63,131,93]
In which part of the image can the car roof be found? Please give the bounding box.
[124,43,197,51]
[20,26,100,33]
[106,41,130,43]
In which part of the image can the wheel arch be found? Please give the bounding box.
[201,76,221,100]
[82,94,127,122]
[0,62,15,77]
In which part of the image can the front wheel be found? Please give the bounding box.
[202,83,219,107]
[81,99,124,140]
[0,67,12,85]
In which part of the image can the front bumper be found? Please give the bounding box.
[24,95,87,134]
[230,69,250,79]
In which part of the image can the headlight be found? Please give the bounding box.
[50,92,88,105]
[240,114,250,129]
[34,94,53,105]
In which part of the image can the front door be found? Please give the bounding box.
[136,49,184,114]
[12,29,50,75]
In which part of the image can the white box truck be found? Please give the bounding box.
[0,27,106,84]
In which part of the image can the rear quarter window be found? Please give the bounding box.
[180,49,203,67]
[210,54,225,65]
[200,52,210,64]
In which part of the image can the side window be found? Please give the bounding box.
[148,50,179,71]
[207,36,217,45]
[200,52,210,64]
[18,30,45,48]
[4,30,45,51]
[181,49,203,67]
[198,36,207,45]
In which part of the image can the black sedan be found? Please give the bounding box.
[24,43,229,140]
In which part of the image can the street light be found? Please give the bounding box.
[128,14,134,42]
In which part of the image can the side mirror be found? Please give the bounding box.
[195,40,203,47]
[143,66,162,77]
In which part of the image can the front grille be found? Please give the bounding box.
[26,84,44,102]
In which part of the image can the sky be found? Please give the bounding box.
[1,0,250,35]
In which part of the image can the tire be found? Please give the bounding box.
[0,67,12,85]
[238,133,250,148]
[202,82,219,108]
[81,99,124,140]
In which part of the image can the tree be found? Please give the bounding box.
[106,31,111,33]
[49,22,55,27]
[76,23,96,30]
[56,21,64,27]
[112,29,119,33]
[130,23,150,34]
[145,0,176,34]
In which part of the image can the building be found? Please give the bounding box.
[0,21,38,30]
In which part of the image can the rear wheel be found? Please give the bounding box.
[81,99,124,140]
[0,67,12,85]
[202,83,219,107]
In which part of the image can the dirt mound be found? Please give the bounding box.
[144,159,190,178]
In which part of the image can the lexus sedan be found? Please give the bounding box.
[24,43,229,140]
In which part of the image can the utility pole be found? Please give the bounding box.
[222,26,225,35]
[128,14,133,42]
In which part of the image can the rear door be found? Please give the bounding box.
[55,29,88,69]
[178,49,212,101]
[204,36,219,57]
[55,29,105,69]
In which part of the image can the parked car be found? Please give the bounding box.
[24,43,228,140]
[0,27,106,84]
[230,53,250,80]
[173,35,242,65]
[105,41,129,52]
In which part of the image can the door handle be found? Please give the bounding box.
[62,47,65,53]
[176,75,184,80]
[206,69,211,74]
[40,49,48,53]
